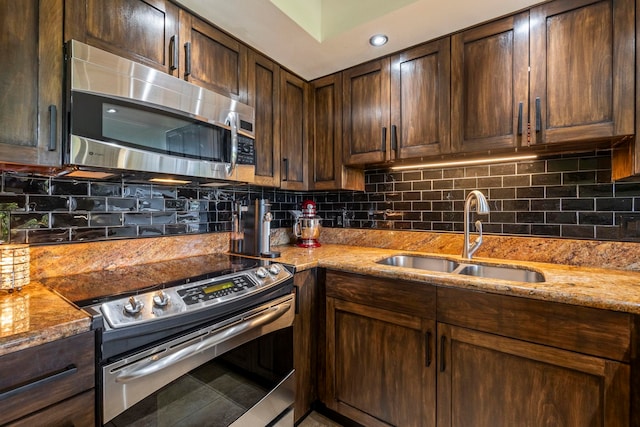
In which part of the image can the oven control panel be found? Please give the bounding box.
[99,263,292,329]
[178,276,254,305]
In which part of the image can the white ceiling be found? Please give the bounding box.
[175,0,543,81]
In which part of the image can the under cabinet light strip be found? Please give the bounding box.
[390,154,538,170]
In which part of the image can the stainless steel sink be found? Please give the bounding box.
[456,264,545,283]
[376,255,545,283]
[376,255,459,273]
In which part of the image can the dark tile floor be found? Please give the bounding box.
[298,412,343,427]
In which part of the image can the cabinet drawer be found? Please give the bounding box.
[437,287,633,362]
[0,331,95,424]
[326,270,435,319]
[8,389,95,427]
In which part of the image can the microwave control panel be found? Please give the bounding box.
[237,135,255,165]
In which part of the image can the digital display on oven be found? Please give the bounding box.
[203,282,234,294]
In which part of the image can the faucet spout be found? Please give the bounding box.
[463,190,490,259]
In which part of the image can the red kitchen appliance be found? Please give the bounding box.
[294,200,322,248]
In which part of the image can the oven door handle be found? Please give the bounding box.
[114,302,291,383]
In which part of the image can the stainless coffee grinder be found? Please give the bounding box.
[231,199,280,258]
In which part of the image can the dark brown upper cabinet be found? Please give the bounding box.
[529,0,634,145]
[0,0,63,167]
[248,50,281,187]
[342,58,391,166]
[310,74,364,191]
[343,38,451,166]
[391,38,451,160]
[179,10,248,102]
[451,13,530,154]
[280,70,310,191]
[65,0,180,77]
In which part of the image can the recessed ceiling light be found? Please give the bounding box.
[106,108,118,114]
[369,34,388,47]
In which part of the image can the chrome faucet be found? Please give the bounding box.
[462,190,490,259]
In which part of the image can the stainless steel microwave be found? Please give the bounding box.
[63,40,255,184]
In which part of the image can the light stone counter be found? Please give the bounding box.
[0,283,91,356]
[272,243,640,315]
[4,229,640,357]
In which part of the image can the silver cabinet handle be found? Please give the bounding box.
[115,303,291,383]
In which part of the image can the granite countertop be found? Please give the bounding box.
[0,283,91,357]
[272,244,640,315]
[5,240,640,357]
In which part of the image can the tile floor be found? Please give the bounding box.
[298,411,343,427]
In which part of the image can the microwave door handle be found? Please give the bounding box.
[226,113,238,176]
[114,302,291,383]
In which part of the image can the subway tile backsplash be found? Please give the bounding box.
[315,151,640,242]
[0,177,303,244]
[1,151,640,244]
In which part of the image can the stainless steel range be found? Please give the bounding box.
[53,255,296,426]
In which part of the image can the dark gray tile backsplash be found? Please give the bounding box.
[2,151,640,244]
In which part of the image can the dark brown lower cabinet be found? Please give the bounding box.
[437,286,633,427]
[321,272,635,427]
[293,269,319,422]
[436,323,629,427]
[324,271,436,427]
[0,331,95,426]
[7,389,95,427]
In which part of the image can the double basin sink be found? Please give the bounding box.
[377,255,545,283]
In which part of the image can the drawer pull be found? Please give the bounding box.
[0,364,77,400]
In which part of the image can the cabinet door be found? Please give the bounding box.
[391,38,451,159]
[293,270,318,423]
[0,0,62,167]
[437,323,629,427]
[248,50,281,187]
[280,70,309,190]
[327,298,435,427]
[342,58,391,165]
[325,271,437,427]
[65,0,180,76]
[529,0,634,145]
[179,10,248,102]
[311,74,364,191]
[451,13,529,153]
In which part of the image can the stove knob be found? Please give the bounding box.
[153,291,170,307]
[269,264,282,275]
[124,296,144,315]
[255,267,269,279]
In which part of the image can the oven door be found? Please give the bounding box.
[102,294,295,426]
